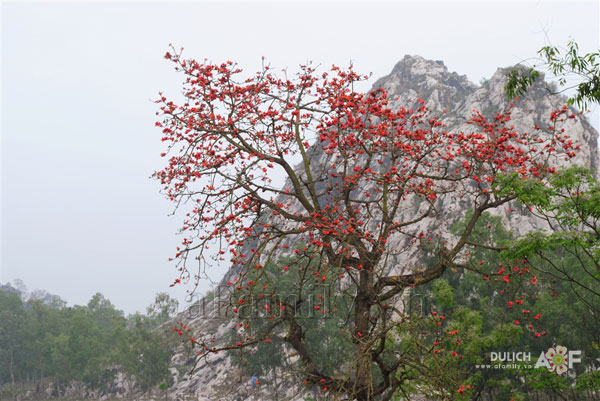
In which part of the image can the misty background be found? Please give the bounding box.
[2,1,599,314]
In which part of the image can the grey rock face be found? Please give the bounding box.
[373,55,477,112]
[375,56,598,173]
[165,56,599,401]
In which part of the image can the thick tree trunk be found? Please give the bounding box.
[354,269,374,401]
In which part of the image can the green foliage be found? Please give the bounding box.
[492,172,554,208]
[431,279,455,310]
[0,286,179,397]
[146,292,179,328]
[87,292,127,334]
[505,39,600,110]
[411,208,599,399]
[505,68,540,100]
[504,166,600,315]
[230,250,355,380]
[113,314,176,391]
[0,291,27,388]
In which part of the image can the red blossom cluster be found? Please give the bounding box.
[155,49,574,290]
[155,48,579,400]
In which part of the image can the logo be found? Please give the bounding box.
[534,345,581,375]
[476,345,581,375]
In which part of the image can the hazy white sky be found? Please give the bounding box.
[2,1,599,314]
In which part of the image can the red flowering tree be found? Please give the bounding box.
[155,47,578,400]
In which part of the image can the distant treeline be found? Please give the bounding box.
[0,284,180,399]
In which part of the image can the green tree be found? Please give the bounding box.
[504,167,600,317]
[0,291,27,398]
[87,292,127,334]
[0,285,182,398]
[146,292,179,328]
[411,207,600,400]
[27,297,69,382]
[29,289,67,308]
[113,298,178,392]
[506,40,600,110]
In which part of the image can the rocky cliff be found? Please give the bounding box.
[162,55,599,401]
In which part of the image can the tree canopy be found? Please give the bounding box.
[0,287,179,400]
[156,48,582,400]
